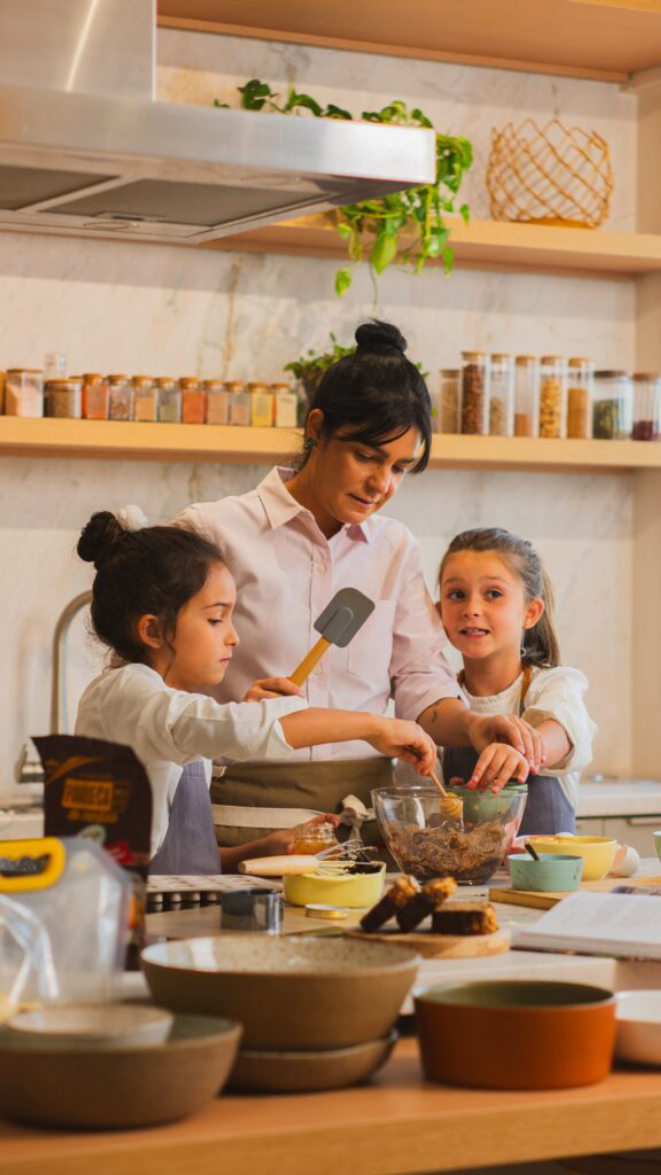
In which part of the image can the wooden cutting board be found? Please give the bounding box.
[346,926,510,959]
[489,875,661,910]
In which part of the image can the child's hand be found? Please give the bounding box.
[261,813,340,856]
[465,743,530,793]
[243,677,305,702]
[369,718,437,776]
[466,713,545,775]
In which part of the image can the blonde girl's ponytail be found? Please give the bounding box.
[439,527,561,669]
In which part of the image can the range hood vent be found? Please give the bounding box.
[0,0,435,246]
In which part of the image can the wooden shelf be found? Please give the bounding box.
[2,418,661,471]
[208,216,661,280]
[158,0,661,82]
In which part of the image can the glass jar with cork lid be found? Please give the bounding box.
[566,358,593,440]
[180,377,206,425]
[204,380,229,425]
[156,377,182,424]
[82,373,108,420]
[132,376,158,423]
[107,375,133,421]
[45,377,82,419]
[514,356,537,437]
[4,369,44,417]
[248,382,274,428]
[592,371,633,440]
[538,357,566,438]
[271,382,298,428]
[488,354,514,436]
[632,373,661,441]
[226,381,251,426]
[438,369,460,434]
[460,352,489,435]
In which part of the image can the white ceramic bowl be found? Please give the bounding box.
[6,1003,174,1051]
[616,991,661,1065]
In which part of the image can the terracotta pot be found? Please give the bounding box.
[415,980,615,1089]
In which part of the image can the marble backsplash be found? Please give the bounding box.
[0,28,638,785]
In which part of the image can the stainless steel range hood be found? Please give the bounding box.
[0,0,435,246]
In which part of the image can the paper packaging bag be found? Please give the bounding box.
[34,735,152,963]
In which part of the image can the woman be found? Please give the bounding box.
[176,321,542,847]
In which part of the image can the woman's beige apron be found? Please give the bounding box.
[211,758,394,849]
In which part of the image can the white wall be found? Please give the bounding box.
[0,29,638,784]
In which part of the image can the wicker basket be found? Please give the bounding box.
[486,118,613,229]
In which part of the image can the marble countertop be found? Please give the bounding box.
[578,778,661,817]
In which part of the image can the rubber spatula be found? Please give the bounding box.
[289,587,375,686]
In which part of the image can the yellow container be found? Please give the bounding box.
[283,864,386,909]
[527,836,617,882]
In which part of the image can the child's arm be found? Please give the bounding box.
[457,744,530,794]
[219,815,339,873]
[418,698,545,776]
[279,709,437,775]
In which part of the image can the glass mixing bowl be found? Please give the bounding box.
[372,784,528,885]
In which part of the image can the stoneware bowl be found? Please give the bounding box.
[616,991,661,1066]
[507,852,584,893]
[415,980,616,1089]
[5,1003,174,1050]
[142,935,419,1050]
[283,863,385,909]
[230,1030,397,1092]
[526,836,617,882]
[0,1013,241,1129]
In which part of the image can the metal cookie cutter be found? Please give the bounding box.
[220,888,282,933]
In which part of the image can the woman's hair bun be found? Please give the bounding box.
[355,319,407,356]
[77,511,126,568]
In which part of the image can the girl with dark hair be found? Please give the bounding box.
[74,509,437,873]
[437,527,597,835]
[176,322,541,849]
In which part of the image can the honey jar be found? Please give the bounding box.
[292,823,339,856]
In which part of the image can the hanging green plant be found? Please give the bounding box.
[214,82,473,295]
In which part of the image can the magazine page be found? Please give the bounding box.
[513,892,661,959]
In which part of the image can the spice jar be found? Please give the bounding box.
[272,382,298,428]
[204,379,229,425]
[82,373,108,420]
[489,354,514,436]
[292,822,339,856]
[592,371,633,440]
[514,356,537,437]
[180,377,206,424]
[156,377,182,424]
[566,358,593,440]
[226,381,251,426]
[248,382,274,427]
[132,376,158,423]
[538,357,566,439]
[632,373,661,441]
[460,352,489,435]
[45,377,82,419]
[4,369,44,417]
[107,375,133,421]
[439,369,460,434]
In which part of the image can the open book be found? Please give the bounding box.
[513,891,661,960]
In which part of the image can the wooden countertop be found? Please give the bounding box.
[3,1037,661,1174]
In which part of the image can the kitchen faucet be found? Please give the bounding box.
[14,590,93,787]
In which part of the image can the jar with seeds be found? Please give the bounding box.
[82,373,108,420]
[632,372,661,441]
[514,356,537,437]
[592,370,633,440]
[566,358,592,439]
[460,352,489,435]
[107,374,133,421]
[439,369,460,434]
[538,356,566,438]
[45,377,82,419]
[489,354,514,436]
[156,377,182,423]
[132,376,158,423]
[204,379,229,425]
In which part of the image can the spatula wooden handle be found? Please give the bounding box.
[289,637,331,686]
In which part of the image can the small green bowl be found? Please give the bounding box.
[653,831,661,862]
[507,852,584,892]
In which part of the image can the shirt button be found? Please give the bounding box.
[316,562,326,574]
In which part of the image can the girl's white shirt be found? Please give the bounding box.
[460,665,597,808]
[75,662,308,856]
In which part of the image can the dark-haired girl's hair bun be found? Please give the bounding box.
[77,511,126,569]
[355,319,407,356]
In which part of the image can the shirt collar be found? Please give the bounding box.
[258,467,371,543]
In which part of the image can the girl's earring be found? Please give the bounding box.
[305,436,317,452]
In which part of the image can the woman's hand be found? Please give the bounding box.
[261,814,340,856]
[243,677,305,702]
[458,743,530,793]
[465,713,545,775]
[368,718,437,776]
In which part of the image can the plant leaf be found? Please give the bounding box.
[370,233,398,274]
[334,269,352,296]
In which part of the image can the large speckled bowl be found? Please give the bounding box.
[142,936,419,1050]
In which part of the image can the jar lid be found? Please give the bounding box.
[490,353,511,361]
[540,356,563,364]
[440,368,460,376]
[461,351,487,360]
[107,374,128,382]
[567,357,590,367]
[46,378,81,389]
[271,382,291,390]
[305,904,349,920]
[203,379,225,389]
[178,377,199,388]
[82,372,105,382]
[515,355,535,364]
[154,377,176,387]
[594,370,627,378]
[247,382,269,392]
[132,375,154,387]
[224,381,245,391]
[7,367,43,373]
[633,372,661,381]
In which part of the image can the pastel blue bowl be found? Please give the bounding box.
[653,831,661,862]
[507,853,584,893]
